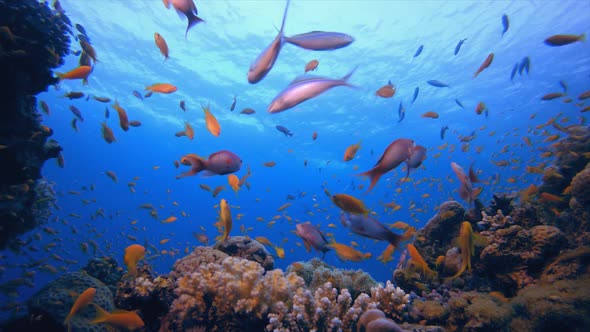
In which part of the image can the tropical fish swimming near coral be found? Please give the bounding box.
[450,162,482,205]
[404,145,427,180]
[267,67,357,113]
[331,193,370,215]
[284,31,354,51]
[295,222,330,256]
[358,138,414,192]
[176,150,242,178]
[275,125,293,137]
[375,81,396,98]
[123,244,145,277]
[328,242,371,262]
[64,287,96,332]
[90,303,145,330]
[446,221,488,280]
[343,141,361,161]
[145,83,177,94]
[154,32,169,61]
[247,0,290,84]
[215,198,232,242]
[340,212,404,249]
[202,103,220,136]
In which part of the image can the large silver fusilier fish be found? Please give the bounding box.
[267,67,357,113]
[247,0,290,84]
[284,31,354,51]
[340,212,403,248]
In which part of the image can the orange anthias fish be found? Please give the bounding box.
[358,138,414,192]
[343,141,361,161]
[473,53,494,78]
[56,66,92,81]
[123,244,146,277]
[422,111,439,119]
[447,222,488,280]
[475,102,487,115]
[202,103,220,136]
[305,59,319,73]
[112,100,129,131]
[328,242,371,262]
[228,174,240,193]
[451,162,482,205]
[175,121,194,140]
[90,303,145,330]
[406,244,436,278]
[146,83,177,94]
[100,122,116,144]
[64,287,96,331]
[375,80,396,98]
[215,199,232,242]
[332,193,370,215]
[154,32,169,61]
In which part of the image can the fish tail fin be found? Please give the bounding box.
[580,33,586,42]
[185,13,205,39]
[358,167,382,192]
[279,0,291,35]
[342,65,358,82]
[176,158,205,179]
[386,232,403,250]
[89,303,109,325]
[321,246,330,259]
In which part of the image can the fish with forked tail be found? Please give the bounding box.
[340,212,404,249]
[358,138,415,192]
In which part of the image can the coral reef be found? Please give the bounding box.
[286,258,378,299]
[213,236,274,271]
[28,272,114,332]
[0,0,70,249]
[412,201,465,267]
[169,246,229,279]
[82,256,124,294]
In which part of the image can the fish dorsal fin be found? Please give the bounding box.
[289,75,325,85]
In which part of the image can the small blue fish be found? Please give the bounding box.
[510,62,518,81]
[559,80,568,93]
[440,125,449,140]
[414,45,424,58]
[502,14,509,36]
[518,57,530,75]
[427,80,450,88]
[412,87,419,104]
[105,107,110,119]
[454,38,467,56]
[455,99,464,108]
[398,102,405,123]
[276,125,293,137]
[132,90,143,100]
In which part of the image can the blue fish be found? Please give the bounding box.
[414,45,424,58]
[440,125,449,140]
[284,31,354,51]
[455,99,464,108]
[510,62,518,81]
[412,87,419,104]
[502,14,509,36]
[275,125,293,137]
[454,38,467,56]
[518,57,530,76]
[427,80,450,88]
[398,102,405,123]
[559,80,568,93]
[104,107,109,119]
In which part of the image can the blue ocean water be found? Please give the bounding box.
[1,0,590,320]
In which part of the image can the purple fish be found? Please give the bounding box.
[340,212,403,248]
[403,145,427,180]
[295,222,330,256]
[247,0,290,84]
[176,150,242,179]
[267,67,357,113]
[284,31,354,51]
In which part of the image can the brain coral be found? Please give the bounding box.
[28,272,114,332]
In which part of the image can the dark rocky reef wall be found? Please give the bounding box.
[0,0,70,249]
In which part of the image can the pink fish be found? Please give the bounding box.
[403,145,427,181]
[451,162,481,205]
[177,151,242,179]
[166,0,204,38]
[358,138,415,192]
[295,222,330,256]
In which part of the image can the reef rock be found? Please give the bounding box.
[570,162,590,206]
[480,225,567,295]
[82,256,124,294]
[28,272,114,332]
[170,246,228,279]
[0,0,70,249]
[413,201,465,265]
[213,236,274,271]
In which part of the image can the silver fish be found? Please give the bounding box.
[340,212,403,248]
[247,0,290,84]
[284,31,354,51]
[267,67,357,113]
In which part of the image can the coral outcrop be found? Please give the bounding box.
[0,0,70,249]
[213,236,274,271]
[286,258,378,299]
[28,272,114,332]
[82,256,124,294]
